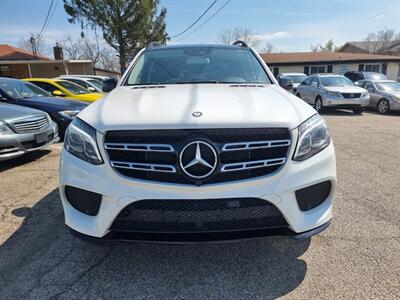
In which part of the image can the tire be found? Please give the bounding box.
[296,93,301,99]
[377,99,390,114]
[352,107,363,114]
[315,97,324,113]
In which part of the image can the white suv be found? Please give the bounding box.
[60,42,336,242]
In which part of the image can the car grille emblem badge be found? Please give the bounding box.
[179,141,217,179]
[192,111,202,117]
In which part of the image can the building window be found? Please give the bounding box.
[273,67,279,77]
[359,64,380,72]
[0,65,11,77]
[310,65,327,74]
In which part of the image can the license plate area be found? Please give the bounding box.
[35,132,48,144]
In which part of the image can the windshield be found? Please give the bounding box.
[56,80,91,95]
[125,47,271,85]
[283,75,308,83]
[320,76,354,87]
[0,80,49,99]
[88,79,103,89]
[375,81,400,91]
[364,73,387,80]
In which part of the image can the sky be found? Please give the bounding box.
[0,0,399,53]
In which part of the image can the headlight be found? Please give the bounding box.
[58,110,80,118]
[361,92,369,98]
[326,91,341,97]
[293,114,331,161]
[0,121,13,135]
[392,95,400,102]
[64,118,103,165]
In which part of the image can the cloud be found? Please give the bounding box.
[375,14,384,19]
[253,31,289,41]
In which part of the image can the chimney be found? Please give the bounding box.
[53,43,64,60]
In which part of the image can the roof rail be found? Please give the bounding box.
[147,41,163,49]
[233,40,249,48]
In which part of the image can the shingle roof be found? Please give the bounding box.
[0,44,49,61]
[260,51,400,65]
[341,41,400,53]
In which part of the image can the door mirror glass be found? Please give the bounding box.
[102,77,118,92]
[87,86,96,92]
[279,77,294,92]
[52,90,66,97]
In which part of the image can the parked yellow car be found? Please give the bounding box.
[23,78,103,103]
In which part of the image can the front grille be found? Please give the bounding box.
[12,115,49,133]
[110,198,288,233]
[104,128,291,185]
[341,93,361,98]
[21,133,54,150]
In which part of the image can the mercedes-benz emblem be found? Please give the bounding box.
[179,141,217,179]
[192,111,202,117]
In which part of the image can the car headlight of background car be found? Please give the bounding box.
[391,95,400,102]
[293,114,331,161]
[64,118,103,165]
[326,91,342,97]
[0,121,13,135]
[58,110,80,119]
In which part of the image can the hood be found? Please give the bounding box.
[79,84,317,133]
[17,96,88,111]
[323,86,366,93]
[293,83,301,89]
[0,102,46,122]
[75,93,103,102]
[381,90,400,98]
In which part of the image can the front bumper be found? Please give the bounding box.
[323,96,369,108]
[0,122,58,161]
[389,99,400,111]
[60,132,337,242]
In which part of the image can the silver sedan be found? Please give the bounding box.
[359,80,400,114]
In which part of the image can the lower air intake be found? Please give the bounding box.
[64,186,102,216]
[295,181,332,211]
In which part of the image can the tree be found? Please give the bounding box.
[364,28,400,53]
[310,39,340,52]
[64,0,167,73]
[217,26,261,49]
[260,42,276,53]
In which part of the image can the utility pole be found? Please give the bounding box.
[30,36,38,59]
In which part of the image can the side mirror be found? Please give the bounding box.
[311,81,319,87]
[354,81,359,86]
[87,86,96,92]
[279,77,294,92]
[367,87,374,93]
[52,90,66,97]
[102,77,118,93]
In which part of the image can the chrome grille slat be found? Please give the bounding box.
[110,160,176,173]
[12,116,49,133]
[104,143,174,152]
[221,158,286,172]
[222,139,291,151]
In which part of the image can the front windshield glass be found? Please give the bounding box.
[56,80,91,95]
[375,81,400,91]
[284,75,308,83]
[125,47,271,85]
[320,76,354,87]
[364,73,387,80]
[0,80,49,99]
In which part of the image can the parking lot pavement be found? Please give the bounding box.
[0,111,399,299]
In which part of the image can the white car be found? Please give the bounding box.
[296,74,369,114]
[60,43,336,243]
[277,73,308,94]
[57,76,103,93]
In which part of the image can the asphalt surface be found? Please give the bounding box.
[0,111,399,299]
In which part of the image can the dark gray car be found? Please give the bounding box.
[0,103,58,161]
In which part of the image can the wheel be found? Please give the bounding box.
[315,97,323,113]
[296,93,301,99]
[352,107,363,114]
[377,99,390,114]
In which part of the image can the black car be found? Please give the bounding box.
[0,77,87,138]
[344,71,387,83]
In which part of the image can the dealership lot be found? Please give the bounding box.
[0,111,399,299]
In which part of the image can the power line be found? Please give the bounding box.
[175,0,232,42]
[41,0,59,39]
[37,0,54,40]
[169,0,218,39]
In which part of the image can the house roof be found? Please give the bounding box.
[0,44,49,61]
[260,51,400,65]
[340,41,400,53]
